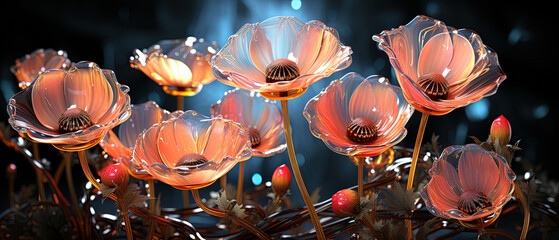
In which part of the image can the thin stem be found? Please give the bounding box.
[360,217,375,234]
[147,179,156,240]
[237,161,245,204]
[221,175,227,191]
[32,142,46,201]
[177,96,184,111]
[191,189,271,240]
[78,150,117,201]
[119,198,134,240]
[406,113,429,191]
[65,152,84,222]
[280,100,325,240]
[8,169,15,206]
[355,156,364,197]
[515,181,530,240]
[182,190,190,208]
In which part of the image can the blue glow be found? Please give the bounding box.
[534,104,549,119]
[252,173,263,186]
[291,0,302,10]
[465,99,490,122]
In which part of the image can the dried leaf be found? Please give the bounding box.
[381,183,417,216]
[519,178,536,205]
[230,203,248,219]
[310,186,322,204]
[124,183,152,209]
[98,183,117,204]
[415,217,440,240]
[215,189,230,211]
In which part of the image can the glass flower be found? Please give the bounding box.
[303,72,414,157]
[373,15,506,115]
[420,144,516,222]
[7,61,131,152]
[130,36,219,96]
[100,101,171,179]
[11,48,72,89]
[211,16,352,100]
[210,88,285,157]
[131,110,252,190]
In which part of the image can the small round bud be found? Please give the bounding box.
[490,115,511,145]
[6,163,17,175]
[100,163,129,188]
[272,164,292,197]
[332,189,360,217]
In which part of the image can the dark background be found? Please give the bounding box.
[0,0,556,238]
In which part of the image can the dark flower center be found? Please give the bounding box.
[417,72,449,100]
[458,190,493,215]
[176,153,208,168]
[346,117,378,143]
[265,58,300,83]
[58,107,93,134]
[248,128,261,148]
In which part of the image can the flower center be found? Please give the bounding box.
[346,117,378,143]
[176,153,208,168]
[58,107,93,134]
[265,58,300,83]
[458,190,493,215]
[248,128,261,148]
[417,72,449,100]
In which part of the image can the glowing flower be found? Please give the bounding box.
[303,72,414,157]
[7,61,131,151]
[130,36,219,96]
[373,15,506,115]
[131,110,252,190]
[210,88,285,157]
[211,16,352,100]
[420,144,516,222]
[100,101,171,179]
[11,48,72,89]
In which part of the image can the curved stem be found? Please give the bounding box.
[237,161,245,204]
[78,150,117,201]
[147,179,156,240]
[191,189,271,240]
[280,100,325,240]
[515,181,530,240]
[406,112,429,191]
[32,142,46,201]
[65,152,84,222]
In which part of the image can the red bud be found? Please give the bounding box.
[100,163,129,188]
[490,115,511,145]
[6,163,17,175]
[272,164,291,197]
[332,189,360,217]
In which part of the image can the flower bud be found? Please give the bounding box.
[100,163,129,188]
[6,163,17,175]
[272,164,291,197]
[332,189,360,217]
[490,115,511,145]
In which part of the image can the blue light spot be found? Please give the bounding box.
[252,173,262,186]
[534,104,549,119]
[291,0,302,10]
[465,99,490,122]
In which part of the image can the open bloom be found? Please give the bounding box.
[100,101,171,179]
[211,16,352,100]
[420,144,516,222]
[7,61,131,151]
[373,15,506,115]
[303,72,414,157]
[130,36,219,96]
[131,110,252,190]
[11,48,72,89]
[210,88,285,157]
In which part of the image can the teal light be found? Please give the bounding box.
[291,0,301,10]
[252,173,263,186]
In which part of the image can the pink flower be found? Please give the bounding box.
[131,110,252,190]
[211,16,352,100]
[100,101,171,179]
[210,88,285,157]
[11,48,72,89]
[130,37,219,96]
[7,61,131,152]
[420,144,516,222]
[303,72,414,157]
[373,15,506,116]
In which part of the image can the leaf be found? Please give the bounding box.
[381,182,417,216]
[415,217,440,240]
[519,179,536,205]
[230,203,248,219]
[124,183,153,209]
[215,189,230,211]
[310,186,322,204]
[98,183,117,204]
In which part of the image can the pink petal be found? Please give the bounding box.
[157,117,197,167]
[296,21,342,75]
[146,56,193,86]
[458,147,499,195]
[31,70,67,130]
[259,16,305,60]
[417,32,453,77]
[100,130,133,160]
[426,175,460,211]
[249,24,274,73]
[444,33,475,84]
